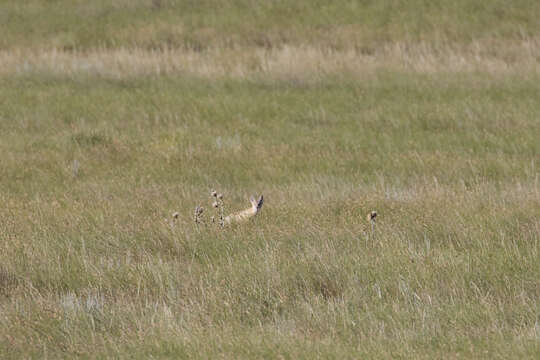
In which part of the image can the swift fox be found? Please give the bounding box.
[224,195,264,224]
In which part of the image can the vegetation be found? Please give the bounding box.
[0,0,539,358]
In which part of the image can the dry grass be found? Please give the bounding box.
[1,38,539,80]
[1,67,538,357]
[1,177,538,358]
[1,0,539,358]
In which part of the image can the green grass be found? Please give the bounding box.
[1,1,539,358]
[1,0,539,50]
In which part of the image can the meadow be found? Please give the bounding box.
[0,0,539,358]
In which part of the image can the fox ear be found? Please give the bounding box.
[256,195,264,210]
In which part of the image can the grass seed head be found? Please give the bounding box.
[194,205,204,223]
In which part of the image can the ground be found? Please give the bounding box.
[0,1,539,358]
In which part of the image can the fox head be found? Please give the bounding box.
[249,195,264,212]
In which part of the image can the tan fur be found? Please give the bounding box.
[224,195,264,224]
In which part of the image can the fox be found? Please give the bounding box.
[224,195,264,224]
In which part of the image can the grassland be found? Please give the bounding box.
[0,0,539,358]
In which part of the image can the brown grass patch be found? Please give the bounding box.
[1,38,538,79]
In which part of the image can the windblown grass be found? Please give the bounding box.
[0,0,539,358]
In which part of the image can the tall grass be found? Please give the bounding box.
[1,0,539,358]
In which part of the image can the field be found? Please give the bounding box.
[1,0,539,358]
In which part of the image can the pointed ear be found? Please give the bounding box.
[249,196,256,204]
[256,195,264,209]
